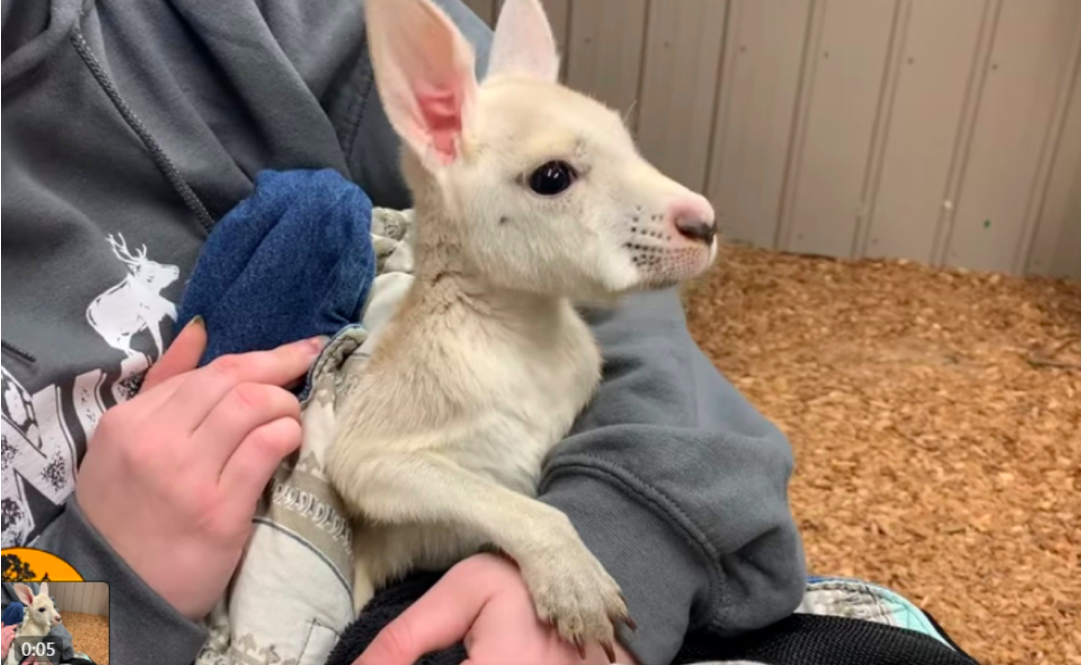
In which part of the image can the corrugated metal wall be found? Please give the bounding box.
[465,0,1081,278]
[50,582,109,617]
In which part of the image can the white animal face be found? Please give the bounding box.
[368,0,717,299]
[13,582,61,630]
[442,78,717,297]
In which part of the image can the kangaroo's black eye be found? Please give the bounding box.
[38,607,45,612]
[528,161,577,196]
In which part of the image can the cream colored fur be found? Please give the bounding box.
[6,583,61,665]
[327,0,717,655]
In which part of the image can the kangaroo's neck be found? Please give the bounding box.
[407,179,566,324]
[20,620,51,637]
[413,217,564,324]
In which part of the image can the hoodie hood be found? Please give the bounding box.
[2,0,86,87]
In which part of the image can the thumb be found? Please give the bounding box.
[142,316,208,392]
[354,570,491,665]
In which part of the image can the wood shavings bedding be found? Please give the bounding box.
[61,612,108,665]
[683,245,1080,665]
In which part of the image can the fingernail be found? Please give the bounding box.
[307,336,330,353]
[186,315,205,329]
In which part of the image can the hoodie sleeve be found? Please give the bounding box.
[539,289,807,665]
[30,498,208,665]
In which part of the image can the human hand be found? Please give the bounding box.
[0,625,31,665]
[76,318,325,620]
[354,553,638,665]
[1,624,15,657]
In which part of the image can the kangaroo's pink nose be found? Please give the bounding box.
[667,195,716,246]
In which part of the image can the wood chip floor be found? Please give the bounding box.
[61,612,108,665]
[683,245,1080,665]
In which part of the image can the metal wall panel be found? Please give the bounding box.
[50,582,109,618]
[864,0,988,264]
[454,0,1080,277]
[1027,60,1081,279]
[779,0,897,258]
[636,0,728,191]
[565,0,648,119]
[706,0,811,248]
[945,0,1081,272]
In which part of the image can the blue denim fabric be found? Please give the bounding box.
[1,601,23,627]
[176,169,376,367]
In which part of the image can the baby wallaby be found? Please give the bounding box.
[6,583,61,665]
[327,0,717,657]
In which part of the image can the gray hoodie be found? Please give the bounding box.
[0,1,805,664]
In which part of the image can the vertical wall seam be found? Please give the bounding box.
[561,0,573,79]
[773,0,826,251]
[700,0,733,195]
[1015,7,1081,274]
[630,0,653,137]
[931,0,1003,267]
[854,0,911,259]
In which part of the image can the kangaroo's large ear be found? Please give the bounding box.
[366,0,478,170]
[13,583,34,605]
[38,581,48,598]
[488,0,560,82]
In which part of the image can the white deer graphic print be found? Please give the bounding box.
[2,234,182,547]
[1,366,78,547]
[86,233,181,361]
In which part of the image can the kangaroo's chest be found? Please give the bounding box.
[437,304,602,493]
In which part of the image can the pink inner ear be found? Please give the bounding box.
[418,89,462,164]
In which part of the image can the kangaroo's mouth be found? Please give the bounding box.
[622,223,716,289]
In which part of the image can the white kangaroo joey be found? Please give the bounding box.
[6,582,62,665]
[327,0,718,659]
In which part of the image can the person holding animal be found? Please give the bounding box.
[1,583,63,665]
[1,1,804,665]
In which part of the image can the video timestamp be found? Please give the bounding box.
[10,636,62,664]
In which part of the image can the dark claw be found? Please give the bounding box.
[574,637,587,660]
[602,640,617,663]
[623,615,638,632]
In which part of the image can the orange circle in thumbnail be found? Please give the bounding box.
[1,548,84,582]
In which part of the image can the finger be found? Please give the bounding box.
[142,316,208,392]
[193,384,301,474]
[354,568,494,665]
[465,582,605,665]
[156,336,325,432]
[219,416,303,511]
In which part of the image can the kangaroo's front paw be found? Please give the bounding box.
[520,537,635,662]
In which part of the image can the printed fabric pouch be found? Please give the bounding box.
[172,168,417,665]
[670,576,978,665]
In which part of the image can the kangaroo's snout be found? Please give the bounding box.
[667,194,717,246]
